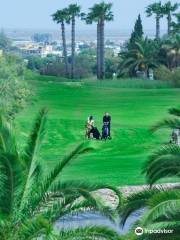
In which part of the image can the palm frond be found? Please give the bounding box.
[16,216,52,240]
[36,182,121,223]
[0,154,28,219]
[0,115,23,216]
[143,199,180,225]
[145,155,180,185]
[22,108,47,169]
[57,226,122,240]
[147,145,180,163]
[51,181,123,209]
[23,143,94,217]
[151,118,180,132]
[148,188,180,208]
[0,115,17,154]
[17,109,48,218]
[42,196,115,224]
[43,143,90,188]
[120,188,160,226]
[169,107,180,117]
[143,145,180,185]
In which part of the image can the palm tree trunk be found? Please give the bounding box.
[99,18,105,80]
[97,21,101,79]
[156,15,160,39]
[61,21,69,78]
[71,15,75,79]
[167,13,172,36]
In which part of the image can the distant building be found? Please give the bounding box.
[113,47,121,57]
[13,41,63,58]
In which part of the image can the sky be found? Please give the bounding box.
[0,0,179,30]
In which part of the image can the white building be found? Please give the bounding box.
[14,41,63,58]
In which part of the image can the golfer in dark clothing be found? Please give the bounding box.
[103,112,111,138]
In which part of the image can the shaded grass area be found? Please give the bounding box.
[16,78,180,186]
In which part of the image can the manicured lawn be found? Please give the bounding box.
[15,79,180,186]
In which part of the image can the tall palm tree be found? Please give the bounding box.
[146,1,164,39]
[84,9,101,79]
[67,4,81,79]
[86,2,114,80]
[52,9,69,78]
[0,109,123,239]
[162,1,179,36]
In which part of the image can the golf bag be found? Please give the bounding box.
[90,127,101,140]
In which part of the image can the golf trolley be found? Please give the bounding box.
[102,122,109,140]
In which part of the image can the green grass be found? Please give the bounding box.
[15,77,180,186]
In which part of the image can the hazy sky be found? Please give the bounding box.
[0,0,178,30]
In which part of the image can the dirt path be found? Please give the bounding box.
[96,183,179,208]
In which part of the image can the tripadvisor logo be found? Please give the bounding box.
[135,227,143,236]
[135,226,174,236]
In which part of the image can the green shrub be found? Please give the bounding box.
[171,68,180,87]
[0,54,30,118]
[154,65,180,87]
[154,65,172,82]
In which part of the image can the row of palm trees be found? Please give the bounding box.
[52,1,179,80]
[146,1,179,39]
[52,2,113,80]
[52,4,81,79]
[85,3,113,80]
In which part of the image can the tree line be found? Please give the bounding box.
[52,1,179,81]
[117,1,180,82]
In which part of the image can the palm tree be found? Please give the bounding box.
[86,2,114,80]
[120,146,180,239]
[162,1,179,36]
[152,106,180,132]
[0,109,123,239]
[67,4,81,79]
[121,186,180,240]
[120,38,158,78]
[85,10,101,79]
[52,9,69,78]
[146,1,164,39]
[171,13,180,35]
[120,107,180,239]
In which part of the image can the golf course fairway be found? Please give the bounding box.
[15,79,180,186]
